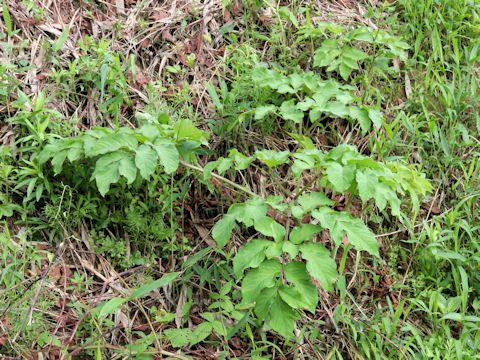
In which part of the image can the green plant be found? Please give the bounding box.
[207,143,431,338]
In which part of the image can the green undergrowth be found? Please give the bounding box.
[1,0,479,359]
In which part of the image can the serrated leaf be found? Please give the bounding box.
[88,131,138,156]
[212,214,236,248]
[284,261,318,312]
[349,106,371,134]
[256,150,290,167]
[190,322,213,345]
[92,152,124,196]
[368,109,383,128]
[242,260,282,303]
[298,192,334,212]
[279,100,304,123]
[255,105,277,120]
[254,286,277,321]
[118,156,137,184]
[341,217,379,256]
[325,162,355,192]
[233,239,272,277]
[300,243,337,292]
[174,119,209,145]
[268,294,299,339]
[282,241,299,258]
[152,138,179,174]
[135,144,158,179]
[254,217,286,242]
[289,224,323,244]
[356,170,376,202]
[265,241,283,258]
[164,328,192,348]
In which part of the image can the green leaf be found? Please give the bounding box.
[254,217,286,242]
[298,192,334,212]
[152,138,179,174]
[118,156,137,184]
[130,272,180,299]
[278,6,298,28]
[100,63,109,100]
[53,26,70,52]
[135,144,158,179]
[282,241,299,258]
[341,217,379,256]
[206,82,224,111]
[254,286,277,321]
[325,162,355,192]
[284,261,318,312]
[268,294,299,339]
[88,131,138,156]
[355,170,376,202]
[190,322,213,345]
[212,214,236,248]
[242,260,282,303]
[349,106,371,134]
[279,100,303,123]
[300,243,337,292]
[164,328,192,348]
[255,105,277,120]
[94,297,127,318]
[3,4,12,36]
[92,152,124,196]
[368,109,383,128]
[174,119,209,145]
[278,285,306,310]
[233,239,272,277]
[289,224,323,244]
[256,150,290,167]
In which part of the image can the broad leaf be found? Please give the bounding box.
[289,224,323,244]
[254,217,286,242]
[268,294,299,339]
[118,156,137,184]
[152,138,179,174]
[325,162,355,192]
[300,243,337,292]
[135,144,158,179]
[233,239,272,277]
[212,214,236,248]
[284,261,318,312]
[298,192,334,212]
[242,260,282,303]
[88,130,138,156]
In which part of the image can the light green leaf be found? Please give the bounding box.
[368,109,383,128]
[269,294,299,339]
[233,239,272,277]
[289,224,323,244]
[190,322,213,345]
[135,144,158,179]
[254,217,286,242]
[94,297,127,318]
[152,138,179,174]
[88,131,138,156]
[256,150,290,167]
[254,105,277,120]
[92,152,124,196]
[284,261,318,312]
[164,328,192,348]
[356,170,376,202]
[340,216,379,256]
[242,260,282,303]
[174,119,209,145]
[53,26,70,52]
[254,286,277,321]
[278,285,306,310]
[279,100,304,123]
[130,272,180,299]
[118,156,137,184]
[298,192,334,212]
[325,163,355,192]
[300,243,337,292]
[349,106,371,134]
[212,214,236,248]
[282,241,299,258]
